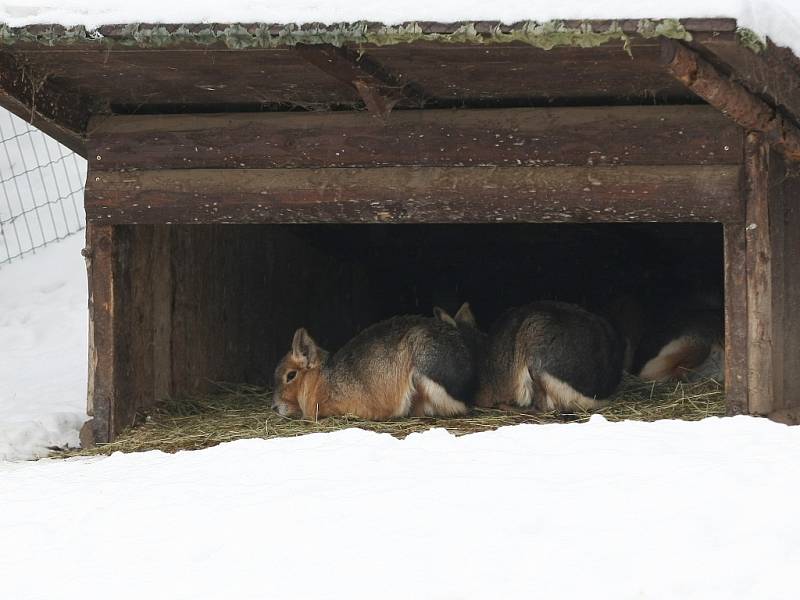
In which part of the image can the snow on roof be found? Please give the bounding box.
[2,0,800,54]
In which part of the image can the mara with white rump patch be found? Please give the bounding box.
[272,306,479,420]
[633,306,725,383]
[475,302,625,412]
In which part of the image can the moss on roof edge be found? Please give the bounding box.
[0,19,705,51]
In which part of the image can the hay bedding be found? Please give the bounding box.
[61,375,725,457]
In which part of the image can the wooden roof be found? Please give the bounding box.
[1,19,799,158]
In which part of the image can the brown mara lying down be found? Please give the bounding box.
[272,304,481,420]
[273,301,629,421]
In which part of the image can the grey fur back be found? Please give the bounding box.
[485,301,624,400]
[326,315,476,402]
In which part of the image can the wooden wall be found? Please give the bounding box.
[84,106,743,225]
[84,224,372,443]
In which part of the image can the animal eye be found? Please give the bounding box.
[285,370,297,383]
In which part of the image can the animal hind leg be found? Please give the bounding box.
[412,372,468,417]
[540,372,608,412]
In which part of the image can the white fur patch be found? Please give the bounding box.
[514,367,534,408]
[540,372,606,412]
[414,373,468,417]
[274,402,293,417]
[639,336,706,382]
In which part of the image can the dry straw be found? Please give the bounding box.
[59,375,725,457]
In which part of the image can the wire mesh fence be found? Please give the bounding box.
[0,108,87,267]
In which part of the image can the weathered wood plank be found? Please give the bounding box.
[723,222,748,415]
[88,106,742,172]
[744,132,784,415]
[9,40,697,112]
[779,166,800,418]
[295,44,425,116]
[151,226,173,404]
[663,40,800,162]
[696,38,800,129]
[744,133,772,414]
[168,225,372,400]
[0,52,87,156]
[85,165,743,225]
[82,223,115,446]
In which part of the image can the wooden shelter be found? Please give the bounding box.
[2,19,799,443]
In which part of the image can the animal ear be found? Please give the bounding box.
[291,328,321,367]
[454,302,477,327]
[433,306,457,327]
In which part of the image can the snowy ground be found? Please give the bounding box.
[0,234,88,461]
[2,417,799,599]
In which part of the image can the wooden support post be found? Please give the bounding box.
[723,222,748,415]
[743,132,787,416]
[81,223,116,446]
[662,40,800,163]
[770,165,800,423]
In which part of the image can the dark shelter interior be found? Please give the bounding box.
[151,222,723,393]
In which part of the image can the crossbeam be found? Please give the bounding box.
[662,40,800,162]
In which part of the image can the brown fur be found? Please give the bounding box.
[273,312,474,421]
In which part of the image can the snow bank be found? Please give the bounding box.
[3,1,800,55]
[1,416,799,599]
[0,234,88,461]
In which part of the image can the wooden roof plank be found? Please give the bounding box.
[0,51,88,155]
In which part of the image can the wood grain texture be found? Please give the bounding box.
[85,165,743,225]
[88,106,742,172]
[84,224,115,445]
[663,41,800,162]
[778,159,800,414]
[13,40,697,115]
[723,222,748,415]
[0,51,88,156]
[696,38,800,129]
[743,133,786,415]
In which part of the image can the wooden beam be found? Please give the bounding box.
[0,52,88,156]
[88,106,742,172]
[744,132,786,416]
[82,223,116,445]
[775,164,800,422]
[694,38,800,130]
[723,222,749,415]
[662,40,800,163]
[295,44,425,116]
[85,164,742,225]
